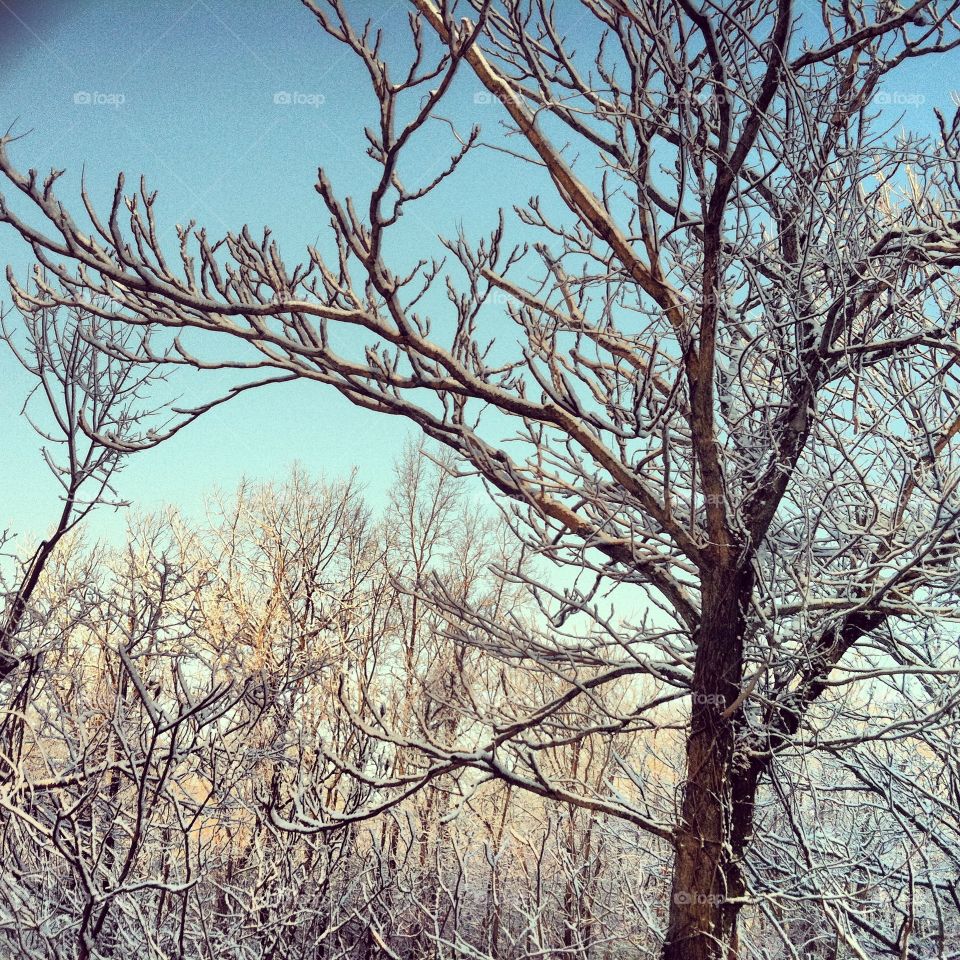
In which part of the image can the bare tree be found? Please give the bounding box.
[6,1,960,957]
[0,298,168,881]
[1,455,541,960]
[0,302,160,677]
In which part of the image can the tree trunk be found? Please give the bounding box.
[663,566,756,960]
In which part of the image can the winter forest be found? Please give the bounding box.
[3,0,960,958]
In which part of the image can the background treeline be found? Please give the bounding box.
[2,443,957,960]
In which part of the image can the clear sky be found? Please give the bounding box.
[0,0,532,544]
[0,0,955,547]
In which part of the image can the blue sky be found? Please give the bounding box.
[0,0,956,547]
[0,0,536,543]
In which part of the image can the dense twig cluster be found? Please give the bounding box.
[5,1,960,957]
